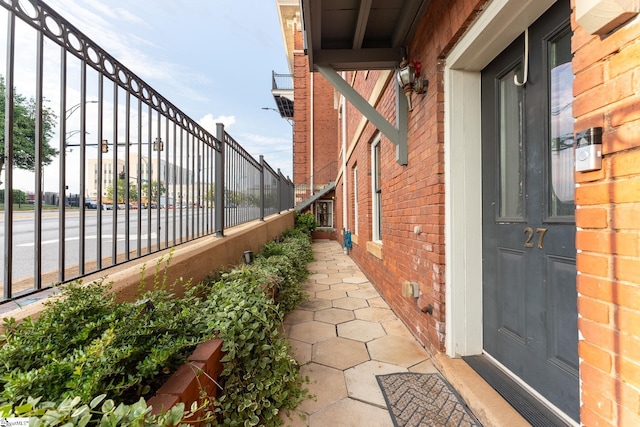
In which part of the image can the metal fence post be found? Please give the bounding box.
[215,123,225,236]
[277,168,283,214]
[287,176,294,209]
[259,155,265,221]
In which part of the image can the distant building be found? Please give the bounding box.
[87,155,200,206]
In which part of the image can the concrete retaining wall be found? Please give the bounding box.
[1,211,294,331]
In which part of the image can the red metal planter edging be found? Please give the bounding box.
[147,338,224,423]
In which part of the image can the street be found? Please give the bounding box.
[0,206,225,290]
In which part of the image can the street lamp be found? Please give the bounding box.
[262,107,293,126]
[65,100,98,119]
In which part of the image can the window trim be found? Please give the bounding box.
[371,135,382,242]
[315,199,334,228]
[353,165,359,235]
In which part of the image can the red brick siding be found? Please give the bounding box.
[342,0,486,356]
[573,4,640,424]
[293,29,309,186]
[299,0,640,422]
[292,29,339,188]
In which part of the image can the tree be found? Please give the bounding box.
[0,76,59,184]
[106,178,138,203]
[141,180,166,201]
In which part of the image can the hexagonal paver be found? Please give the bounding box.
[329,283,360,292]
[316,277,344,285]
[308,273,329,280]
[355,307,398,322]
[338,319,387,342]
[284,309,315,325]
[333,297,369,310]
[301,283,330,293]
[367,335,429,367]
[299,363,347,413]
[288,338,312,365]
[315,289,348,300]
[310,398,393,427]
[347,288,381,300]
[297,298,333,312]
[344,360,407,406]
[381,319,415,339]
[288,321,336,344]
[368,297,390,309]
[342,276,369,284]
[312,337,370,370]
[314,307,356,324]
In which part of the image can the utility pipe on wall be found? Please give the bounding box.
[310,72,314,207]
[341,72,348,233]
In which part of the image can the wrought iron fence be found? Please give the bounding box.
[0,0,293,302]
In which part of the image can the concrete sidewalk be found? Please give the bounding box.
[279,240,528,427]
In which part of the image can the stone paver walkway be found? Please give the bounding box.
[280,240,440,426]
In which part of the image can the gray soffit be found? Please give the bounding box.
[300,0,431,71]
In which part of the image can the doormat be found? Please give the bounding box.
[376,373,482,427]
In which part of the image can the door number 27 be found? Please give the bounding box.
[524,227,548,249]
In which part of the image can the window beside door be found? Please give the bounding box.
[316,200,333,227]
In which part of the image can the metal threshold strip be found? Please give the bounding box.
[462,355,574,427]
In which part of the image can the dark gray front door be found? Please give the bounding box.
[481,0,579,421]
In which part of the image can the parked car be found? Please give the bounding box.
[84,200,98,209]
[102,203,113,211]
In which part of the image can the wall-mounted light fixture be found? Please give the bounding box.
[396,57,428,111]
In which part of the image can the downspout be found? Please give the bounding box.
[310,72,314,206]
[341,73,348,233]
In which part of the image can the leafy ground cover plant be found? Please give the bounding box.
[293,211,317,236]
[0,228,313,426]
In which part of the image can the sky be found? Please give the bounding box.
[3,0,293,193]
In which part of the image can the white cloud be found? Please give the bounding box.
[198,114,236,134]
[240,133,290,149]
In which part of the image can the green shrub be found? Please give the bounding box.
[294,211,317,235]
[198,267,305,426]
[257,232,312,313]
[0,227,313,426]
[0,280,207,404]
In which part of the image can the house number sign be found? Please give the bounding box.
[524,227,548,249]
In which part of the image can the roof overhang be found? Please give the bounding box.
[300,0,432,71]
[276,0,301,73]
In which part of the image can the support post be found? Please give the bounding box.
[259,155,265,221]
[215,123,225,236]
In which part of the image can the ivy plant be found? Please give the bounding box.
[0,228,313,426]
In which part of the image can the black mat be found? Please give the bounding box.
[376,373,482,427]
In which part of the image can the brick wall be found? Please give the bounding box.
[342,0,485,356]
[293,29,308,186]
[292,28,339,187]
[306,0,640,423]
[573,8,640,426]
